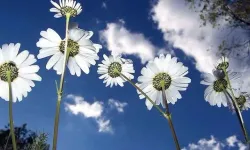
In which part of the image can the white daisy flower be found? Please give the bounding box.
[36,28,102,76]
[228,92,250,112]
[50,0,82,18]
[200,69,242,107]
[0,43,41,102]
[97,54,135,87]
[137,54,191,110]
[216,56,229,70]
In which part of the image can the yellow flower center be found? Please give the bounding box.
[59,39,79,57]
[153,72,171,91]
[61,6,77,17]
[213,79,228,92]
[108,62,122,78]
[0,61,18,82]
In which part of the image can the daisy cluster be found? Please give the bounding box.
[0,0,249,112]
[0,0,101,102]
[201,56,250,111]
[98,53,192,110]
[1,0,250,149]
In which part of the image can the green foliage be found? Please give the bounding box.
[0,124,49,150]
[26,132,49,150]
[185,0,250,57]
[185,0,250,28]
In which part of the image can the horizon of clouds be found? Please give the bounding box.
[64,94,127,134]
[151,0,250,91]
[182,135,249,150]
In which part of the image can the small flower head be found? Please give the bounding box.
[0,43,41,102]
[229,92,250,112]
[216,56,229,70]
[200,69,242,107]
[137,54,191,110]
[97,54,135,87]
[237,95,247,110]
[50,0,82,18]
[36,28,102,76]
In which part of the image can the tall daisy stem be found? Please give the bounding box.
[223,69,249,143]
[119,73,166,117]
[7,71,17,150]
[120,72,181,149]
[52,13,71,150]
[4,132,11,150]
[161,83,180,150]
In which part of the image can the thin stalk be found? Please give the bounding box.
[225,91,249,143]
[119,73,166,117]
[7,71,17,150]
[4,132,11,150]
[161,83,181,150]
[223,68,249,143]
[120,72,181,149]
[52,13,71,150]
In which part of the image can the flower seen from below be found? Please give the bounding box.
[137,54,191,110]
[200,69,242,107]
[0,43,41,102]
[216,56,229,70]
[36,28,102,76]
[50,0,82,18]
[97,54,135,87]
[228,92,250,112]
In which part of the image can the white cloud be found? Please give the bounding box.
[99,21,156,63]
[96,118,113,133]
[151,0,250,90]
[226,135,238,147]
[65,95,127,134]
[182,135,249,150]
[65,94,103,118]
[65,94,113,133]
[238,143,249,150]
[108,99,128,113]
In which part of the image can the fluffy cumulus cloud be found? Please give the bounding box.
[108,99,128,113]
[151,0,250,90]
[65,94,103,118]
[182,135,249,150]
[99,21,156,63]
[65,95,127,133]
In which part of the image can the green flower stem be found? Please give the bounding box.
[7,71,17,150]
[4,132,11,150]
[119,72,181,149]
[118,73,166,117]
[52,13,71,150]
[161,83,181,150]
[223,68,249,143]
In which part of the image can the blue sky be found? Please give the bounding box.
[0,0,250,150]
